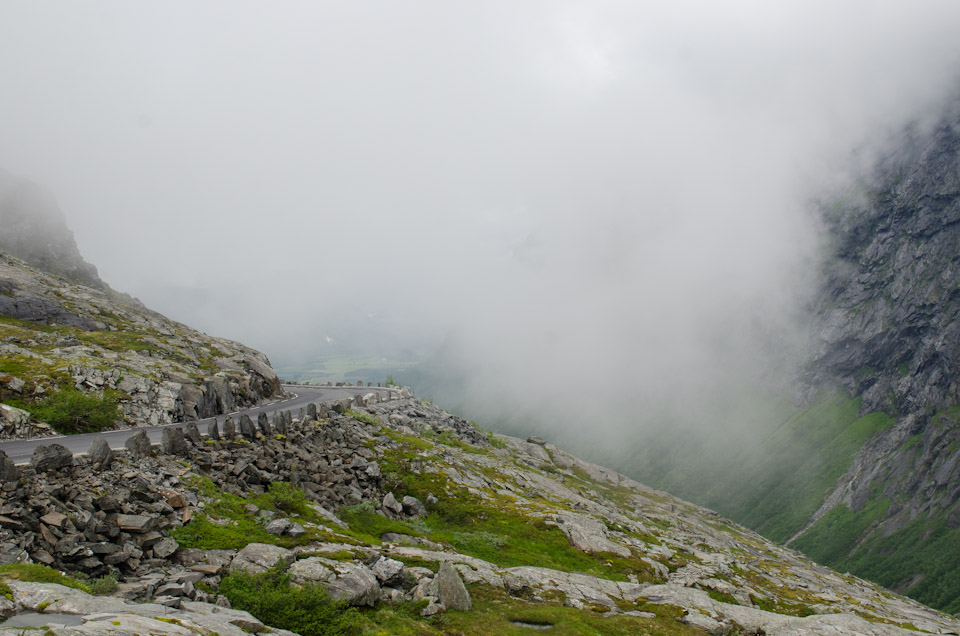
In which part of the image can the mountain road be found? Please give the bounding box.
[0,384,392,465]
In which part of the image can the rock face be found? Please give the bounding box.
[775,100,960,609]
[0,169,102,288]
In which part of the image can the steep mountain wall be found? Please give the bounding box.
[783,102,960,609]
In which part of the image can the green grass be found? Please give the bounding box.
[172,478,331,550]
[0,564,90,593]
[353,445,659,583]
[346,409,381,426]
[792,498,891,565]
[421,586,703,635]
[802,508,960,614]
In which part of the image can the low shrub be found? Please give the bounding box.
[21,388,121,434]
[219,562,362,636]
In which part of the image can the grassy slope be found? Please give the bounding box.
[626,391,892,543]
[790,407,960,613]
[633,392,960,614]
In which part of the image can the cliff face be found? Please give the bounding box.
[806,105,960,417]
[778,102,960,608]
[0,170,103,289]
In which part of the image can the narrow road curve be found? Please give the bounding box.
[0,384,393,465]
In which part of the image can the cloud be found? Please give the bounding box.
[1,1,959,442]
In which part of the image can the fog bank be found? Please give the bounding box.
[2,1,960,442]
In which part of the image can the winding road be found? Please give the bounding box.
[0,384,393,465]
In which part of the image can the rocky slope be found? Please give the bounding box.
[1,394,957,635]
[0,250,282,433]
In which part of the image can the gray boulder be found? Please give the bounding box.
[437,561,471,611]
[124,429,152,458]
[184,422,203,446]
[223,416,236,440]
[87,435,113,470]
[401,496,427,517]
[307,403,317,421]
[324,562,381,607]
[370,556,405,587]
[288,557,335,585]
[258,412,270,437]
[161,427,188,456]
[208,418,220,441]
[555,512,630,557]
[287,522,306,538]
[152,537,179,559]
[264,519,292,536]
[382,492,403,515]
[0,450,19,483]
[239,414,256,440]
[230,543,292,574]
[31,443,72,472]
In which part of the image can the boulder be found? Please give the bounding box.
[437,561,471,611]
[239,414,256,440]
[87,435,113,469]
[0,403,31,429]
[114,514,155,533]
[288,557,335,585]
[230,543,292,574]
[30,443,72,472]
[161,427,188,456]
[125,429,152,458]
[258,412,271,437]
[184,421,203,446]
[264,519,292,536]
[0,376,25,393]
[152,537,179,559]
[207,418,220,441]
[382,492,403,515]
[370,556,405,587]
[286,522,306,538]
[0,450,19,483]
[401,496,427,517]
[324,562,381,607]
[307,403,317,421]
[0,542,29,565]
[223,416,236,440]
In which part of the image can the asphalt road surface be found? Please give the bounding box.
[0,384,392,465]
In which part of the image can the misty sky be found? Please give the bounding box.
[2,2,960,406]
